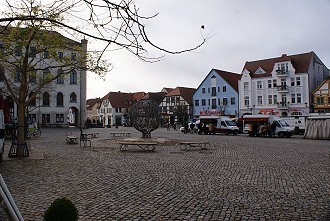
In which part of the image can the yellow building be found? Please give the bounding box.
[313,78,330,113]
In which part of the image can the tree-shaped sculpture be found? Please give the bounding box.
[130,100,161,138]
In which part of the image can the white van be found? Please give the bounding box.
[199,115,239,135]
[0,110,5,162]
[239,115,294,138]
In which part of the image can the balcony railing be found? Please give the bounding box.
[276,69,289,77]
[277,102,289,109]
[277,85,289,93]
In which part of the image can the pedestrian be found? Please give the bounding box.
[270,121,277,138]
[184,123,188,134]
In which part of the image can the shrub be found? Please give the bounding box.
[44,197,78,221]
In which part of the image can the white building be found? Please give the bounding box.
[97,91,145,127]
[0,27,87,127]
[238,52,329,117]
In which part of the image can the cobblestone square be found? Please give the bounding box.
[0,127,329,220]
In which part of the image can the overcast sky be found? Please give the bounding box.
[87,0,330,99]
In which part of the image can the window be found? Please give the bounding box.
[0,43,4,54]
[273,79,277,88]
[244,96,249,106]
[257,96,263,105]
[222,86,227,92]
[43,92,50,106]
[211,99,216,109]
[58,51,63,58]
[230,97,235,105]
[291,78,295,86]
[211,87,216,96]
[296,77,301,86]
[42,114,50,124]
[29,70,36,83]
[70,70,77,84]
[29,46,36,57]
[208,99,210,106]
[273,95,278,104]
[291,94,296,103]
[56,114,64,123]
[27,114,36,123]
[195,100,199,106]
[218,87,220,92]
[56,69,64,84]
[316,97,324,105]
[15,46,21,56]
[0,66,5,82]
[223,98,228,106]
[43,68,51,81]
[14,68,21,82]
[201,99,206,106]
[268,95,273,105]
[56,92,64,106]
[268,80,272,88]
[44,50,49,58]
[71,53,76,61]
[257,81,262,89]
[297,93,302,103]
[208,88,210,93]
[244,82,249,90]
[70,92,77,102]
[202,88,206,93]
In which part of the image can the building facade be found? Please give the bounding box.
[159,86,195,126]
[97,91,145,126]
[238,52,329,117]
[193,69,241,118]
[0,27,87,127]
[313,78,330,113]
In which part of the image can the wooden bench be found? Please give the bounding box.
[110,132,131,138]
[66,136,78,144]
[180,141,210,150]
[86,133,99,138]
[118,141,157,152]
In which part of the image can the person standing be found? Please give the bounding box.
[270,121,277,138]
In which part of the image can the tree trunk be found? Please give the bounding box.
[16,105,26,156]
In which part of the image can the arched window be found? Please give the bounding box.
[56,69,64,84]
[70,70,77,84]
[56,92,64,106]
[70,92,77,102]
[43,92,50,106]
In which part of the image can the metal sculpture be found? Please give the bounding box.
[130,100,161,138]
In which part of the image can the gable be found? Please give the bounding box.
[254,67,266,75]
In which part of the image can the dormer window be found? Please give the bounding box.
[254,67,266,75]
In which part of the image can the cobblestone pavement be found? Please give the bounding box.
[0,127,329,220]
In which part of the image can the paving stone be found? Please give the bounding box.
[0,127,329,220]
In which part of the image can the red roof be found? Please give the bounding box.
[102,91,144,108]
[86,98,101,110]
[141,92,167,105]
[243,52,314,78]
[213,69,241,92]
[166,86,196,105]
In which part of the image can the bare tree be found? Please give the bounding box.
[0,0,208,156]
